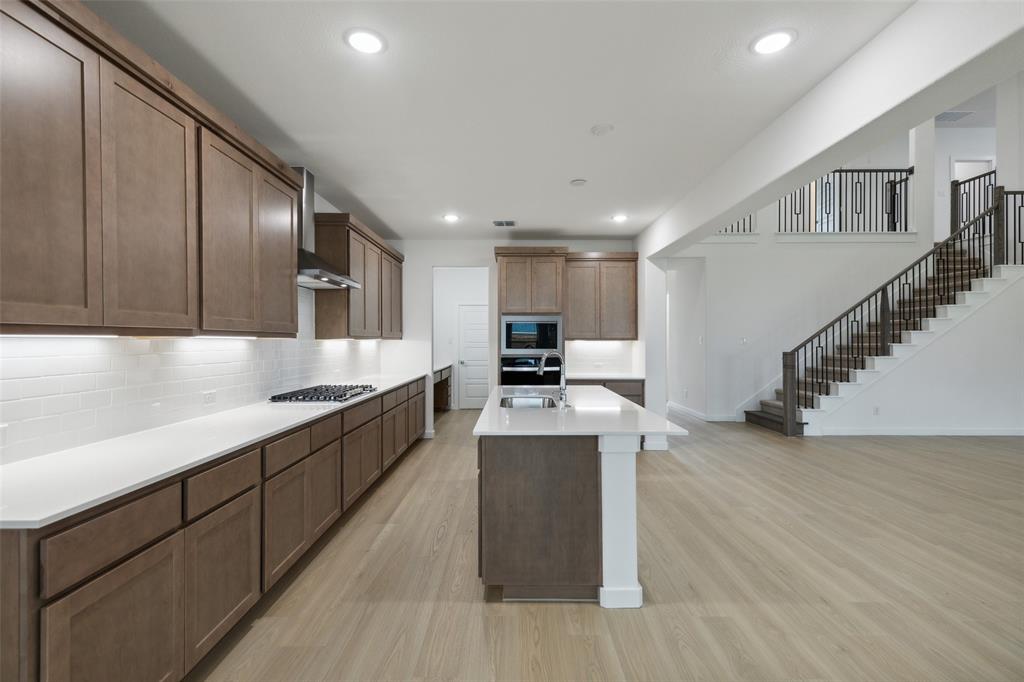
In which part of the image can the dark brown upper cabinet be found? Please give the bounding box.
[381,253,403,339]
[496,247,567,314]
[200,129,298,336]
[100,60,198,330]
[0,0,302,336]
[257,173,299,334]
[564,253,638,340]
[0,3,103,327]
[200,129,261,333]
[314,213,405,339]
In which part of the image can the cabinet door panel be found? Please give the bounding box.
[347,232,366,336]
[363,243,382,337]
[100,60,197,329]
[257,172,298,334]
[599,261,637,339]
[341,428,363,511]
[499,257,531,313]
[361,417,382,489]
[200,130,259,332]
[184,489,260,671]
[394,401,409,458]
[530,257,563,313]
[262,461,308,591]
[381,408,398,471]
[380,255,394,337]
[393,262,403,337]
[0,5,102,326]
[307,441,342,540]
[564,262,599,339]
[41,532,184,682]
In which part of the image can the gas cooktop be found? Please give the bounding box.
[269,384,376,403]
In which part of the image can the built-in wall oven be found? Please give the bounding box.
[500,315,562,356]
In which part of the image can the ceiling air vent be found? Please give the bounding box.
[493,220,516,228]
[936,110,973,123]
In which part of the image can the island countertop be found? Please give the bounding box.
[472,385,688,437]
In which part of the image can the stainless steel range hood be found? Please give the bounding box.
[293,167,361,290]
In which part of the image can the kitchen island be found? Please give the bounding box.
[473,385,687,608]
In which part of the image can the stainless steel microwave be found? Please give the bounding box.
[500,315,563,357]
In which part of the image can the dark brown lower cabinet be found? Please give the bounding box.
[478,436,601,590]
[408,392,426,440]
[184,488,260,671]
[341,417,382,510]
[382,407,398,471]
[262,460,309,591]
[307,441,342,541]
[40,531,185,682]
[395,401,409,456]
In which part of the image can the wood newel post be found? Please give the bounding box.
[993,185,1006,266]
[782,351,797,437]
[879,290,892,353]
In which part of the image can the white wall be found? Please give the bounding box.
[934,126,997,240]
[0,289,383,464]
[383,237,636,435]
[843,131,909,169]
[666,259,707,418]
[996,71,1024,188]
[811,272,1024,435]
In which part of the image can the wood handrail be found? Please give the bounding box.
[787,195,999,355]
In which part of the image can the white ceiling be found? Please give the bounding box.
[86,1,911,241]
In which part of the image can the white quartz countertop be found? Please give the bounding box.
[433,363,453,374]
[472,385,687,437]
[565,372,646,381]
[0,372,427,529]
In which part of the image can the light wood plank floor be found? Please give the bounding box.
[189,410,1024,681]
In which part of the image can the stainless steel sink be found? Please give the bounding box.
[499,395,557,409]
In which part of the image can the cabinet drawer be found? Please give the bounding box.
[343,396,381,433]
[432,371,441,383]
[264,428,311,477]
[185,449,260,521]
[413,378,426,396]
[310,414,342,451]
[381,388,400,413]
[604,380,644,396]
[441,367,451,380]
[40,483,182,600]
[394,384,408,403]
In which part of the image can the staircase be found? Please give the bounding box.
[746,178,1023,436]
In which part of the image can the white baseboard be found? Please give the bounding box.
[666,401,705,421]
[706,414,745,422]
[423,430,435,439]
[817,426,1024,436]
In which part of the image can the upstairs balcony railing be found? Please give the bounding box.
[778,167,914,233]
[952,169,996,230]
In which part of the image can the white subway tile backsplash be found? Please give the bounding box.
[0,291,384,463]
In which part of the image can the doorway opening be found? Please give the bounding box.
[432,267,491,410]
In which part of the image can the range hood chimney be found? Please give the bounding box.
[293,167,361,290]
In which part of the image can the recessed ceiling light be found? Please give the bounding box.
[752,30,795,55]
[345,28,386,54]
[443,213,460,223]
[612,214,628,223]
[590,123,615,137]
[569,178,588,187]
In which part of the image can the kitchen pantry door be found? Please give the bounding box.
[458,304,490,409]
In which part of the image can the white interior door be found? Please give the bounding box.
[458,304,490,409]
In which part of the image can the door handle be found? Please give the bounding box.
[460,360,465,365]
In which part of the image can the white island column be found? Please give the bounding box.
[598,434,644,608]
